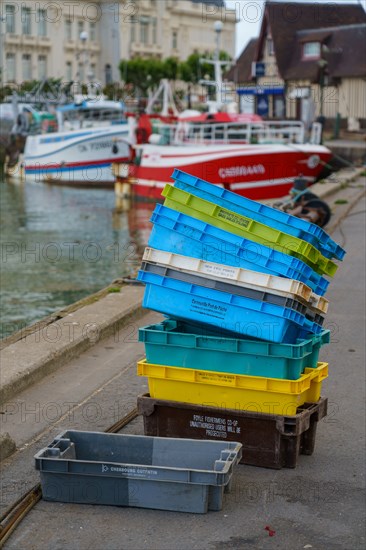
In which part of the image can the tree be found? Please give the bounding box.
[179,51,232,85]
[118,51,232,101]
[119,58,165,96]
[163,57,179,82]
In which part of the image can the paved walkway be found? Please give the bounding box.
[1,195,365,550]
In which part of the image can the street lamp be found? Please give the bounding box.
[0,15,6,86]
[317,56,328,144]
[318,57,328,118]
[79,31,89,85]
[213,20,223,62]
[80,30,88,43]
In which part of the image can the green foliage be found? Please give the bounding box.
[119,51,232,94]
[163,57,180,81]
[0,78,66,103]
[179,51,232,84]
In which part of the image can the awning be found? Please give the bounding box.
[237,87,285,96]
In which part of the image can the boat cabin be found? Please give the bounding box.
[57,100,127,132]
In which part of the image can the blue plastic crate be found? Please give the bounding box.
[139,319,330,380]
[172,169,345,261]
[148,205,329,296]
[140,261,325,328]
[137,270,322,344]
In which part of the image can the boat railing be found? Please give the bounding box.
[151,120,305,146]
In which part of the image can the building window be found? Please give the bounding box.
[6,53,16,81]
[105,64,112,85]
[22,54,32,80]
[131,22,135,42]
[267,39,274,56]
[38,55,47,79]
[66,61,72,81]
[172,30,178,50]
[78,21,84,39]
[5,4,16,34]
[90,63,96,79]
[89,22,96,41]
[65,19,72,40]
[152,18,157,44]
[38,10,47,36]
[21,7,31,35]
[140,17,149,44]
[303,42,321,59]
[78,63,84,82]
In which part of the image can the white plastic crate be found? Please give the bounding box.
[143,247,328,314]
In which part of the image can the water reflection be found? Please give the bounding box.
[0,178,157,338]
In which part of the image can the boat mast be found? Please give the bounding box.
[199,21,233,113]
[146,79,179,117]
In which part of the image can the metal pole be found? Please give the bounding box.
[0,15,6,86]
[320,68,324,118]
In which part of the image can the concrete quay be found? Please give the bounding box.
[1,167,364,408]
[324,139,366,167]
[0,169,365,549]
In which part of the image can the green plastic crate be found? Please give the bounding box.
[162,184,338,278]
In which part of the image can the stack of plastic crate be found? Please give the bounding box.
[136,169,345,468]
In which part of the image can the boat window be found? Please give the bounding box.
[91,110,101,120]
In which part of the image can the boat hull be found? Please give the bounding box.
[129,143,332,201]
[24,126,131,185]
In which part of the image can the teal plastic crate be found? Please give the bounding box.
[139,319,330,380]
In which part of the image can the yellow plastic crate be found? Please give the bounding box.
[162,185,338,278]
[137,360,328,416]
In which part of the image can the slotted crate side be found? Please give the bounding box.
[140,261,325,327]
[138,319,330,379]
[143,247,328,314]
[138,394,328,469]
[137,360,329,416]
[149,205,329,296]
[143,246,310,296]
[171,169,345,261]
[35,431,242,513]
[162,184,338,277]
[137,269,322,343]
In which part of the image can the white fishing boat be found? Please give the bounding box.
[23,98,133,186]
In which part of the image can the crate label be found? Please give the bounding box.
[201,263,237,280]
[190,298,227,320]
[196,371,235,386]
[217,209,250,228]
[189,414,241,439]
[101,464,158,477]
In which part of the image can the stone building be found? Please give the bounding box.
[1,0,236,86]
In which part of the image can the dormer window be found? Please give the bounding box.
[303,42,321,60]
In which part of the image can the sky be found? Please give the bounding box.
[223,0,366,57]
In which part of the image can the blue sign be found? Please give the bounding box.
[251,62,266,78]
[257,95,269,117]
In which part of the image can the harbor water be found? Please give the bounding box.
[0,177,155,338]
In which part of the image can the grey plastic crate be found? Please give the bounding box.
[35,430,242,514]
[140,261,325,326]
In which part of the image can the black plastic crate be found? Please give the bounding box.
[137,394,328,470]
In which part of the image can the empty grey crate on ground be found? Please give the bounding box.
[35,430,242,514]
